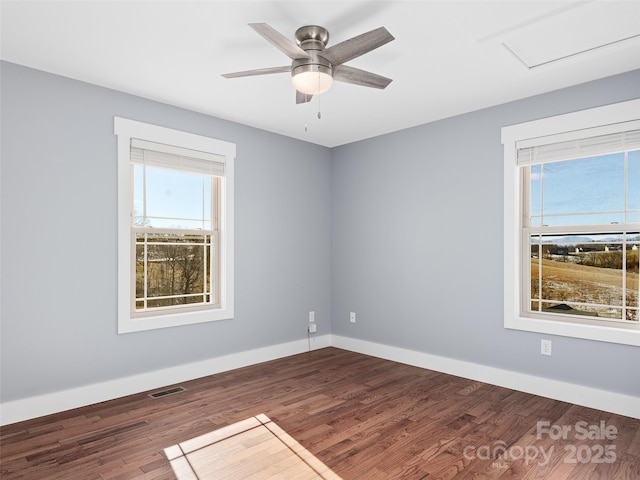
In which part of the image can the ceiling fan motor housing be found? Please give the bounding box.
[295,25,329,50]
[291,25,333,90]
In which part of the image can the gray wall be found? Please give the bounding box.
[331,69,640,397]
[0,62,332,402]
[2,61,639,405]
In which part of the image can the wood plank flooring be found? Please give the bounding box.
[1,347,639,479]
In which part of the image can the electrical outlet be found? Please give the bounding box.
[541,339,552,356]
[350,312,356,323]
[309,311,315,323]
[308,323,317,333]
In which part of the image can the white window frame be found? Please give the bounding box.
[115,117,235,333]
[502,99,640,346]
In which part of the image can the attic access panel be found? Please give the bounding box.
[502,1,640,68]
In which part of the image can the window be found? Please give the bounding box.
[115,118,235,333]
[502,99,640,346]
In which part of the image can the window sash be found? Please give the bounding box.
[131,165,221,316]
[132,230,220,317]
[522,151,640,229]
[520,145,639,325]
[132,164,220,231]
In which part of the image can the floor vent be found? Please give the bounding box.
[148,386,186,399]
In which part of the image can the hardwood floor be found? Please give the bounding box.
[1,347,639,479]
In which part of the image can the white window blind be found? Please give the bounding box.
[516,121,640,166]
[130,138,226,176]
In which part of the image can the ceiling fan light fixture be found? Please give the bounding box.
[291,64,333,95]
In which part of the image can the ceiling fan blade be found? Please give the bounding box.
[296,91,313,104]
[249,23,310,60]
[222,65,290,78]
[333,65,393,89]
[322,27,394,66]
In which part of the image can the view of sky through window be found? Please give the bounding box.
[133,165,212,229]
[530,151,640,228]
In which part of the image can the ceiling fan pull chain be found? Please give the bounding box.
[317,80,322,120]
[305,90,313,133]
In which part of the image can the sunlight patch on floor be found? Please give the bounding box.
[164,414,343,479]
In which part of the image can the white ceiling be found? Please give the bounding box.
[2,1,639,147]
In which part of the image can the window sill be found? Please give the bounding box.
[118,305,234,334]
[505,314,640,346]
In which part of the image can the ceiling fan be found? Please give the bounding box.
[222,23,395,104]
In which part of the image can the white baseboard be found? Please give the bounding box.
[331,335,640,419]
[0,335,331,426]
[2,333,637,425]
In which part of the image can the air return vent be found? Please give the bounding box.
[148,386,186,399]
